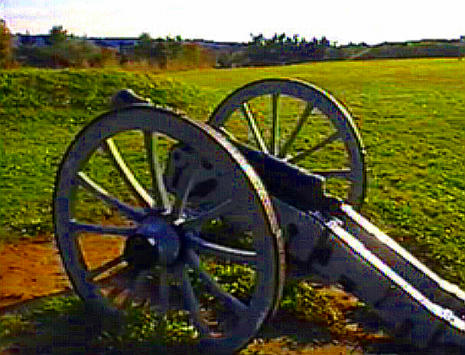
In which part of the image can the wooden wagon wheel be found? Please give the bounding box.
[53,106,285,354]
[208,78,367,209]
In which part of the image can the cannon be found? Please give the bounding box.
[53,79,465,354]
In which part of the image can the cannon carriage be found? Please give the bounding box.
[53,79,465,353]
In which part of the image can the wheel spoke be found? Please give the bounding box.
[113,288,132,309]
[157,267,170,313]
[77,172,145,222]
[144,132,171,212]
[86,255,126,280]
[69,220,137,236]
[287,131,341,163]
[181,267,210,335]
[125,269,155,308]
[103,268,154,308]
[185,232,256,265]
[271,93,280,155]
[180,199,233,228]
[156,240,170,313]
[172,172,197,222]
[186,249,248,315]
[96,265,135,291]
[279,102,313,158]
[104,137,154,207]
[312,169,355,180]
[241,102,269,153]
[111,268,142,308]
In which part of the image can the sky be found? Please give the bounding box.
[2,0,465,45]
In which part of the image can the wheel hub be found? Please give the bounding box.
[124,216,181,268]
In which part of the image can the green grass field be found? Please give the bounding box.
[2,58,465,284]
[1,58,465,351]
[167,58,465,286]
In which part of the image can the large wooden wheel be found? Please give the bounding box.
[53,105,285,354]
[208,78,366,209]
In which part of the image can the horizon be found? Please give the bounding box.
[10,30,465,47]
[2,0,465,46]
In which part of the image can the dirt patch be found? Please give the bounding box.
[0,237,70,309]
[0,233,130,311]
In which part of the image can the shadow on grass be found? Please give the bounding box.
[0,295,349,355]
[1,312,328,355]
[0,295,419,355]
[0,296,199,355]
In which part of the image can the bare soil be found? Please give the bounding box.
[0,236,71,309]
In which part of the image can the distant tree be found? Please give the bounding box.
[250,33,265,46]
[153,40,168,69]
[319,36,330,47]
[163,36,183,60]
[0,19,12,67]
[269,33,278,45]
[135,32,153,61]
[49,25,68,44]
[139,32,151,42]
[134,33,186,67]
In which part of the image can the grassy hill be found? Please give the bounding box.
[1,58,465,288]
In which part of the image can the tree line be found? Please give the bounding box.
[248,32,331,62]
[128,32,215,70]
[1,21,463,69]
[0,23,215,69]
[16,26,115,68]
[217,33,332,67]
